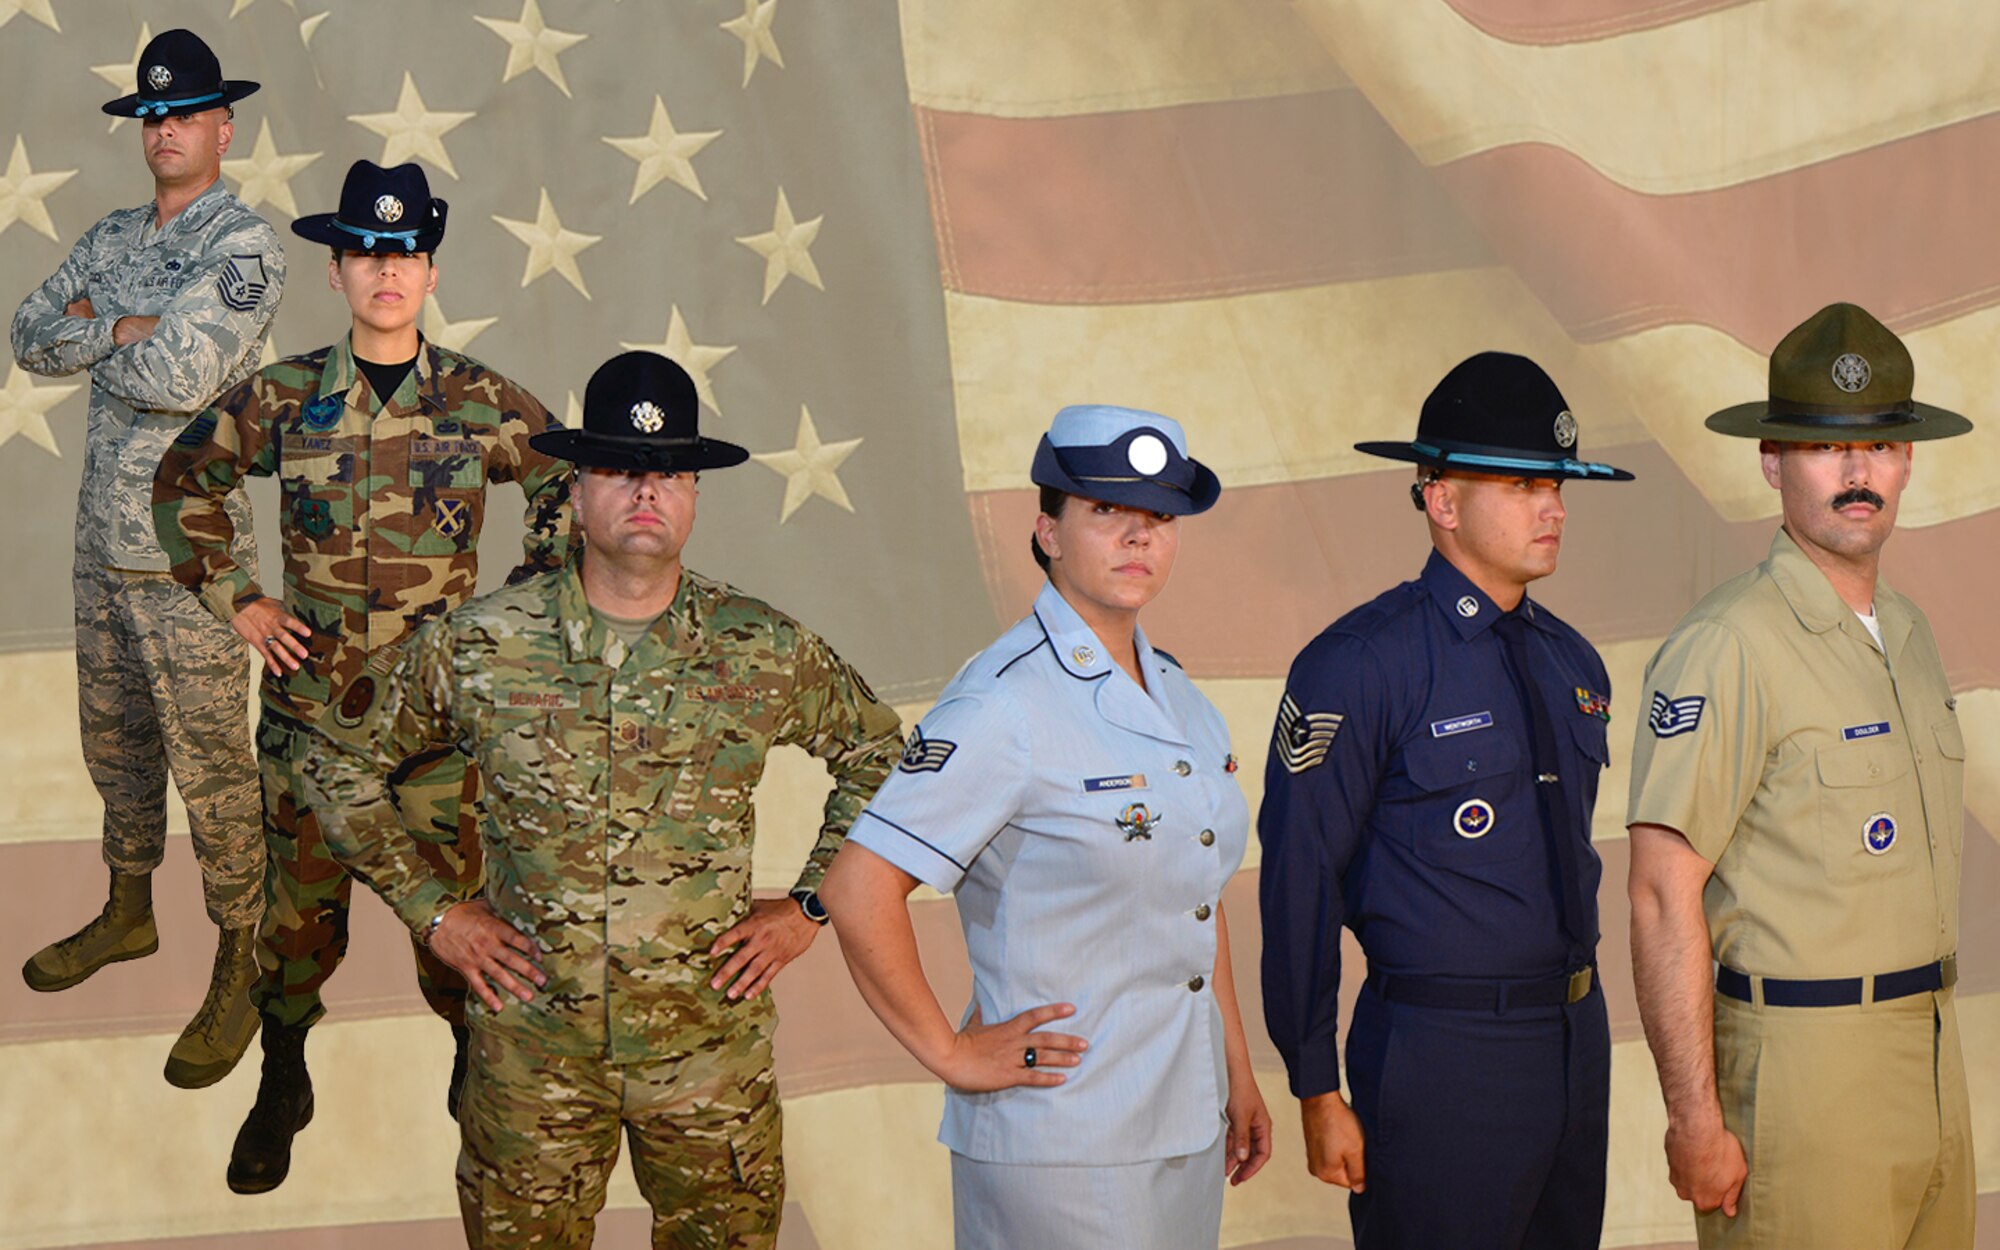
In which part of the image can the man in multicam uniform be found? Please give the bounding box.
[9,29,281,1090]
[152,160,573,1195]
[302,351,902,1249]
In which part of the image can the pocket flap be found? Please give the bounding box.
[1406,732,1520,791]
[1815,739,1911,788]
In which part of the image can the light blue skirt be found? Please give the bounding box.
[950,1127,1227,1250]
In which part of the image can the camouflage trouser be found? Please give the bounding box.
[74,565,262,927]
[250,704,482,1028]
[456,1028,785,1249]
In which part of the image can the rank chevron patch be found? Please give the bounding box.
[1276,691,1343,774]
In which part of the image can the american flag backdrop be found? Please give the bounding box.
[0,1,1995,1246]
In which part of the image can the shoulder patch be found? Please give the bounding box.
[217,254,270,312]
[1647,691,1706,737]
[333,676,377,728]
[172,411,217,449]
[1275,691,1344,774]
[898,728,956,774]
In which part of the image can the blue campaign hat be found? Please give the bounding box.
[1030,404,1221,516]
[100,29,259,121]
[292,161,447,254]
[1355,352,1634,482]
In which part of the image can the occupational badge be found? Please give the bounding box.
[629,401,666,433]
[1275,691,1342,774]
[433,497,470,539]
[1830,352,1871,393]
[146,64,173,90]
[293,495,334,541]
[374,194,405,224]
[898,729,957,774]
[1862,812,1897,855]
[1453,798,1495,839]
[301,393,344,432]
[333,676,376,728]
[1574,687,1611,721]
[1648,691,1705,737]
[1553,410,1578,448]
[1072,645,1096,667]
[1116,802,1162,841]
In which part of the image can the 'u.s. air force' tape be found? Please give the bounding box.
[1648,691,1706,737]
[898,730,956,774]
[1276,692,1343,774]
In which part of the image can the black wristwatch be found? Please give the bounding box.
[790,888,829,925]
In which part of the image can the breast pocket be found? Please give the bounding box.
[1399,733,1525,867]
[1815,738,1918,884]
[476,710,578,845]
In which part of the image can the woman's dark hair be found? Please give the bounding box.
[1030,485,1068,574]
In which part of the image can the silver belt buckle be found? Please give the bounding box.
[1566,967,1593,1004]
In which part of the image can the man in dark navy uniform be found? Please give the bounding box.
[1258,353,1635,1250]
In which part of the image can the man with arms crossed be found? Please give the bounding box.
[1260,353,1633,1249]
[1628,303,1972,1248]
[153,159,574,1193]
[10,28,281,1088]
[302,352,901,1247]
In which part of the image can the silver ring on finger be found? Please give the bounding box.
[1023,1047,1037,1069]
[263,637,279,645]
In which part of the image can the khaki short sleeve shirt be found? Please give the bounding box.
[1627,529,1963,978]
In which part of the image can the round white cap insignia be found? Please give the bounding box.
[146,64,172,91]
[1831,353,1872,394]
[374,195,405,224]
[629,401,666,434]
[1072,645,1097,667]
[1553,410,1578,449]
[1456,595,1480,618]
[1127,433,1169,476]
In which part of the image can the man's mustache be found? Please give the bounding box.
[1831,487,1886,511]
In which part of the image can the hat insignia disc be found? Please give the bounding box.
[374,195,405,224]
[1831,353,1872,394]
[1127,433,1168,476]
[629,401,666,434]
[1553,410,1577,448]
[146,64,172,91]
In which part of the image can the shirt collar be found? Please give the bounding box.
[559,558,707,667]
[1033,580,1158,680]
[1420,549,1545,641]
[144,180,231,238]
[319,334,448,414]
[1766,527,1912,656]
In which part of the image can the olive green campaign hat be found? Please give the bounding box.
[1706,302,1972,442]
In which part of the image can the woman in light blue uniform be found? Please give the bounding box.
[821,405,1271,1248]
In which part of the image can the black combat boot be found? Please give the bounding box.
[448,1022,471,1120]
[226,1017,314,1194]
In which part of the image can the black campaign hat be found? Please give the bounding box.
[1355,352,1634,482]
[101,29,259,120]
[292,161,447,254]
[530,352,750,472]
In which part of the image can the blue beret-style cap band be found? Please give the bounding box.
[134,90,226,117]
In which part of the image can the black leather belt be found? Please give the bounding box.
[1371,966,1595,1012]
[1716,954,1957,1008]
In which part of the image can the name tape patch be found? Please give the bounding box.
[1842,721,1893,741]
[1084,774,1147,793]
[1430,711,1494,738]
[505,690,580,710]
[1648,692,1706,738]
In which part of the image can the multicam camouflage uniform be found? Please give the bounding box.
[301,561,902,1248]
[10,181,281,927]
[152,335,573,1028]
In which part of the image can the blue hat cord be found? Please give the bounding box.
[134,90,225,117]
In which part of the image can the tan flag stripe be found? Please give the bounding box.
[967,443,2000,691]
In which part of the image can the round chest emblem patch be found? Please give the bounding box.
[1862,811,1897,855]
[374,194,405,224]
[1457,595,1480,618]
[1127,433,1169,476]
[1072,645,1096,667]
[1831,352,1872,394]
[629,400,666,433]
[1553,410,1578,449]
[1454,798,1496,839]
[335,676,377,726]
[146,64,173,91]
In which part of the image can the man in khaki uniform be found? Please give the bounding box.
[1627,303,1973,1249]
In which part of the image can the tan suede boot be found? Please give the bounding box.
[21,870,158,992]
[163,923,261,1089]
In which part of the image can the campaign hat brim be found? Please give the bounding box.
[291,213,446,254]
[528,427,751,473]
[1704,399,1973,443]
[101,79,259,120]
[1031,438,1221,516]
[1354,439,1635,482]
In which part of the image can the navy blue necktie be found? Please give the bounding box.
[1493,611,1592,953]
